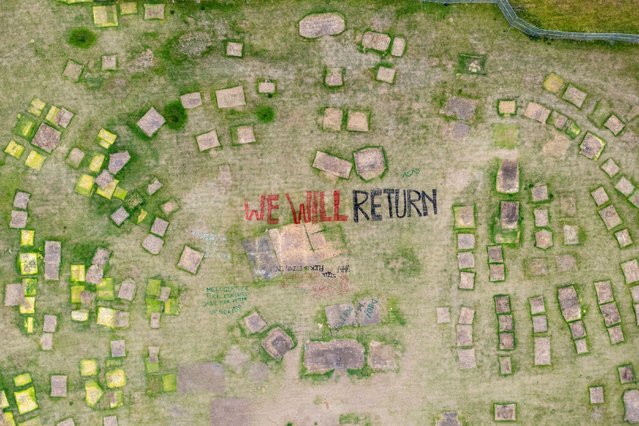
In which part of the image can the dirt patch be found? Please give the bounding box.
[354,147,385,180]
[443,121,471,140]
[180,92,202,109]
[312,151,352,179]
[137,107,165,137]
[458,306,475,324]
[178,363,225,394]
[298,13,345,38]
[609,325,625,344]
[177,245,205,274]
[215,86,246,109]
[535,229,553,250]
[223,346,250,373]
[175,32,213,59]
[494,403,516,421]
[441,96,478,122]
[31,124,61,153]
[243,236,280,280]
[489,264,505,282]
[457,348,476,369]
[347,111,369,132]
[496,159,519,194]
[243,311,268,334]
[558,285,581,322]
[323,107,343,131]
[523,102,550,123]
[261,327,294,360]
[324,68,343,87]
[361,31,391,51]
[368,341,397,371]
[108,151,131,174]
[128,48,155,73]
[542,132,570,159]
[594,281,613,304]
[456,325,473,347]
[562,84,587,108]
[453,205,475,229]
[533,336,551,366]
[210,398,250,426]
[591,187,609,206]
[303,339,365,373]
[599,205,622,230]
[4,283,23,306]
[555,254,577,272]
[600,302,621,326]
[326,303,356,329]
[142,234,163,254]
[488,246,504,263]
[494,296,510,314]
[532,315,548,333]
[235,125,256,144]
[500,201,519,230]
[620,365,636,384]
[569,320,586,339]
[580,132,606,160]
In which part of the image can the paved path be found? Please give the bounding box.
[423,0,639,43]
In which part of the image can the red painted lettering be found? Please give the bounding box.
[333,190,348,222]
[244,195,265,221]
[319,191,333,222]
[266,194,279,224]
[286,192,312,224]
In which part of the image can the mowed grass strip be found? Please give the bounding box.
[510,0,639,34]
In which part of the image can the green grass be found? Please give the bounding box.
[587,101,612,128]
[172,0,243,13]
[159,31,215,69]
[457,53,486,75]
[163,101,188,130]
[69,242,98,264]
[81,73,104,91]
[339,412,372,425]
[386,297,407,326]
[346,365,374,378]
[510,0,639,34]
[255,105,275,123]
[0,0,637,424]
[493,123,519,149]
[125,108,155,141]
[159,34,191,66]
[384,248,421,277]
[395,2,450,20]
[68,27,96,49]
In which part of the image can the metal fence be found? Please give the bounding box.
[423,0,639,43]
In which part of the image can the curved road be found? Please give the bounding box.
[424,0,639,43]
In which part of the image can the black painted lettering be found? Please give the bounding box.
[352,190,370,223]
[408,189,423,217]
[383,189,395,218]
[395,189,407,218]
[370,189,383,221]
[421,189,437,216]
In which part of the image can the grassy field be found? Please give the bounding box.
[510,0,639,34]
[0,0,639,425]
